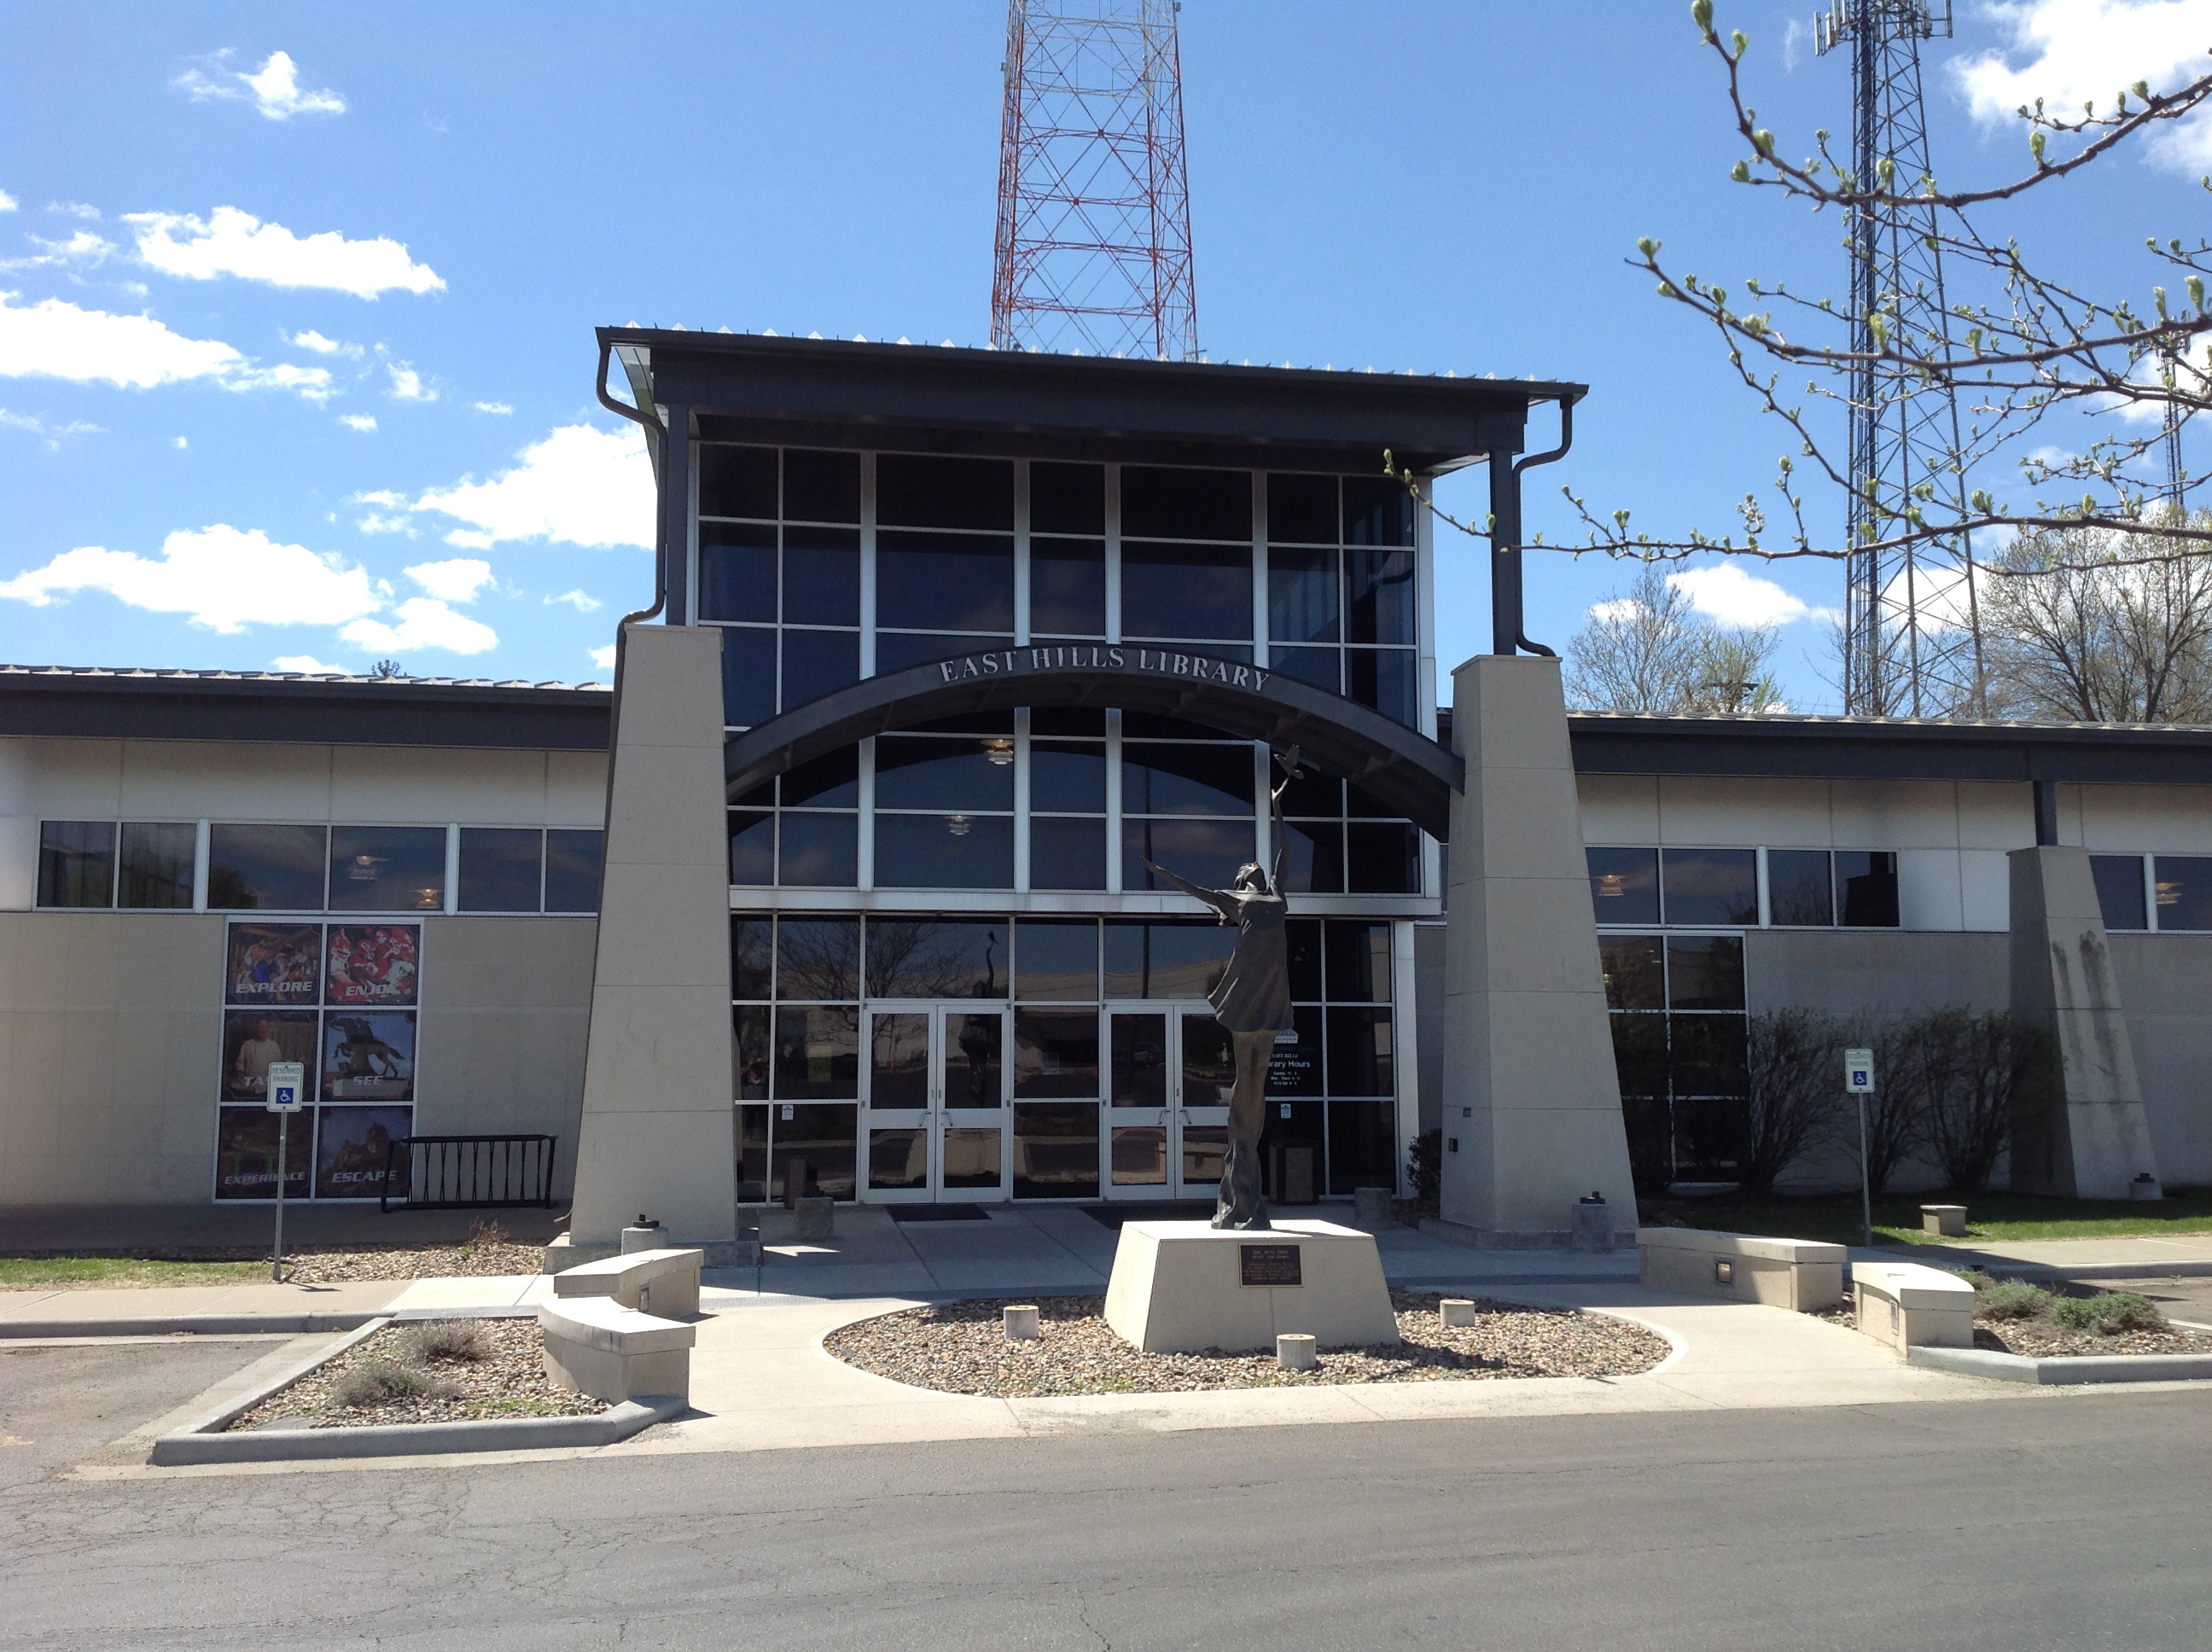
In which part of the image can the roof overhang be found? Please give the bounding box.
[0,668,611,752]
[596,328,1586,474]
[1562,712,2212,787]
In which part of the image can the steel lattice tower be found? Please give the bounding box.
[990,0,1198,360]
[1817,0,1985,717]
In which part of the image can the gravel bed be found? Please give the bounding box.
[280,1236,545,1283]
[824,1290,1670,1397]
[1974,1321,2212,1358]
[227,1319,608,1430]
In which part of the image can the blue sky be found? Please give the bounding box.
[3,1,2204,706]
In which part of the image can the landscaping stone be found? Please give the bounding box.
[823,1290,1670,1397]
[226,1318,608,1430]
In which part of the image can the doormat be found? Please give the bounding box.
[887,1205,992,1223]
[1081,1201,1215,1230]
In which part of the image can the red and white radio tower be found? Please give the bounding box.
[990,0,1198,361]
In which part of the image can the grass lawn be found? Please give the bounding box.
[1638,1189,2212,1248]
[0,1255,271,1290]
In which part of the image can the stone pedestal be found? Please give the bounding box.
[1103,1219,1398,1353]
[568,623,738,1248]
[2007,846,2160,1199]
[1437,655,1638,1241]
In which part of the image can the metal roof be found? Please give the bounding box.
[598,327,1585,474]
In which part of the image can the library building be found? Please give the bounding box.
[3,332,2210,1244]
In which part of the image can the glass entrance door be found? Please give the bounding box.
[863,1003,1009,1201]
[1103,1005,1231,1201]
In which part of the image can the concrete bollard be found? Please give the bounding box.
[1004,1304,1040,1341]
[1921,1204,1968,1236]
[1571,1194,1614,1253]
[1438,1298,1478,1329]
[1352,1185,1394,1230]
[792,1196,835,1241]
[2132,1174,2164,1201]
[1276,1333,1318,1370]
[620,1217,664,1255]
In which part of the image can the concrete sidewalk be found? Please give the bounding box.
[713,1204,1639,1301]
[0,1279,405,1337]
[608,1278,2026,1461]
[1851,1233,2212,1279]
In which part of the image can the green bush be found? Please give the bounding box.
[404,1320,490,1363]
[2051,1291,2167,1335]
[1407,1129,1441,1209]
[331,1358,459,1409]
[1975,1280,2052,1322]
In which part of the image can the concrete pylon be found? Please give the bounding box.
[568,623,736,1247]
[1435,655,1637,1242]
[2007,846,2160,1198]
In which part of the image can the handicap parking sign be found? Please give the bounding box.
[1842,1049,1875,1094]
[265,1060,306,1113]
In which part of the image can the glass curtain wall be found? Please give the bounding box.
[732,913,1401,1203]
[701,447,1429,899]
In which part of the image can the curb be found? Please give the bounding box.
[1907,1344,2212,1385]
[1971,1259,2212,1283]
[0,1311,387,1340]
[143,1312,685,1463]
[149,1394,685,1465]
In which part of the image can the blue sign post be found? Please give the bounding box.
[265,1061,306,1283]
[1843,1048,1876,1249]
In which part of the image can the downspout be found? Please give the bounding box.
[597,338,667,630]
[1505,396,1575,658]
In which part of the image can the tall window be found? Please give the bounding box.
[697,445,863,727]
[1121,466,1253,657]
[875,454,1016,672]
[1266,473,1417,727]
[1601,934,1748,1192]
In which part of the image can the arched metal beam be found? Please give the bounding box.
[723,643,1464,840]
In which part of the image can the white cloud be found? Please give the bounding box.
[409,423,655,550]
[127,206,443,298]
[0,292,341,402]
[1586,596,1644,625]
[172,435,188,449]
[472,400,513,415]
[1667,563,1833,627]
[0,407,102,445]
[405,557,493,603]
[350,489,407,509]
[0,229,116,271]
[288,329,359,357]
[232,360,335,403]
[386,361,435,401]
[589,643,617,671]
[355,512,416,536]
[0,525,381,631]
[1953,1,2212,172]
[0,189,16,212]
[49,201,100,220]
[546,588,602,613]
[341,596,497,654]
[174,50,346,121]
[0,290,242,387]
[340,413,377,432]
[272,654,352,675]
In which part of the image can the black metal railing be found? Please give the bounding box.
[381,1135,559,1212]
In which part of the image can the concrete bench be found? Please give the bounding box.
[1853,1261,1976,1355]
[550,1247,703,1318]
[1921,1204,1967,1237]
[538,1297,696,1404]
[1637,1228,1846,1312]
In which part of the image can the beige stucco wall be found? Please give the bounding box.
[0,911,597,1208]
[416,916,597,1196]
[0,911,227,1206]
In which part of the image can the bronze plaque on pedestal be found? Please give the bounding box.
[1239,1243,1302,1287]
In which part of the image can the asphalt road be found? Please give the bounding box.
[5,1359,2210,1652]
[0,1337,282,1493]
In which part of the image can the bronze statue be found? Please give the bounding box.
[1143,746,1301,1230]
